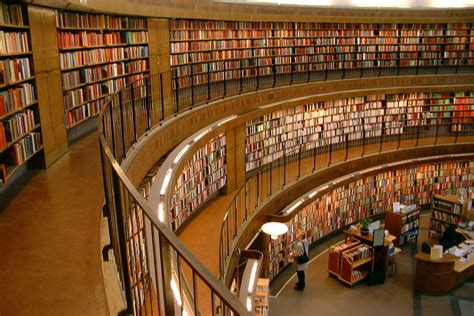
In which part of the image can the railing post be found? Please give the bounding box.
[223,60,227,97]
[297,144,302,179]
[208,62,211,101]
[283,146,286,187]
[256,172,260,207]
[361,117,366,157]
[416,123,421,147]
[109,105,116,158]
[256,62,260,91]
[233,199,237,238]
[312,142,317,172]
[328,142,333,166]
[131,83,137,143]
[160,73,165,122]
[174,70,180,114]
[269,162,272,197]
[145,76,151,130]
[307,60,311,83]
[111,172,134,316]
[190,65,195,106]
[239,59,243,93]
[118,91,127,161]
[345,134,349,161]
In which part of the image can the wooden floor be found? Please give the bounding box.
[0,132,109,316]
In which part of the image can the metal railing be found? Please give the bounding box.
[218,118,474,281]
[172,63,473,113]
[98,63,474,314]
[99,76,250,315]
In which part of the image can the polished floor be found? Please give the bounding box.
[0,132,108,316]
[1,132,473,315]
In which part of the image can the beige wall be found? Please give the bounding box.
[29,0,474,22]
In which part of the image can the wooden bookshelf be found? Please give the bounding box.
[55,10,150,129]
[267,160,473,281]
[170,133,227,231]
[429,194,471,239]
[339,244,374,287]
[170,20,474,90]
[0,2,45,184]
[245,91,474,172]
[254,278,269,316]
[384,206,421,247]
[328,237,361,277]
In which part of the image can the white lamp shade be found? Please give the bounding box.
[261,222,288,239]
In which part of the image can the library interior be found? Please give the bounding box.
[1,0,474,315]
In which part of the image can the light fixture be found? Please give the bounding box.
[170,278,182,307]
[160,168,173,195]
[285,200,303,215]
[247,261,258,292]
[173,144,190,164]
[158,202,164,222]
[261,222,288,240]
[217,115,237,126]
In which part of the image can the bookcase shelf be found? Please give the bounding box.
[268,160,473,281]
[170,133,227,232]
[245,91,474,172]
[429,194,470,239]
[0,2,44,184]
[384,206,421,247]
[328,237,361,277]
[170,20,474,90]
[339,244,374,286]
[254,278,269,316]
[55,10,150,129]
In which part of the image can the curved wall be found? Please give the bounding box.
[34,1,474,22]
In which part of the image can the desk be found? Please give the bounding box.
[415,247,474,294]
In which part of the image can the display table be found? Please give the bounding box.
[414,245,474,294]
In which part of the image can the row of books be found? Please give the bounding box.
[61,60,148,91]
[63,78,125,109]
[65,99,103,128]
[10,132,41,165]
[0,57,31,85]
[433,199,463,214]
[431,209,461,225]
[170,23,471,40]
[244,92,474,171]
[0,109,36,144]
[59,46,149,70]
[401,219,420,234]
[268,160,473,279]
[0,83,35,117]
[171,38,473,55]
[0,31,29,54]
[343,245,371,262]
[0,3,24,26]
[170,176,226,232]
[171,134,227,231]
[171,20,469,31]
[56,11,147,30]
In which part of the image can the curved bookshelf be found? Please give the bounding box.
[268,159,474,280]
[55,10,150,129]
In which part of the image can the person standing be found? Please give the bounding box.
[293,230,309,291]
